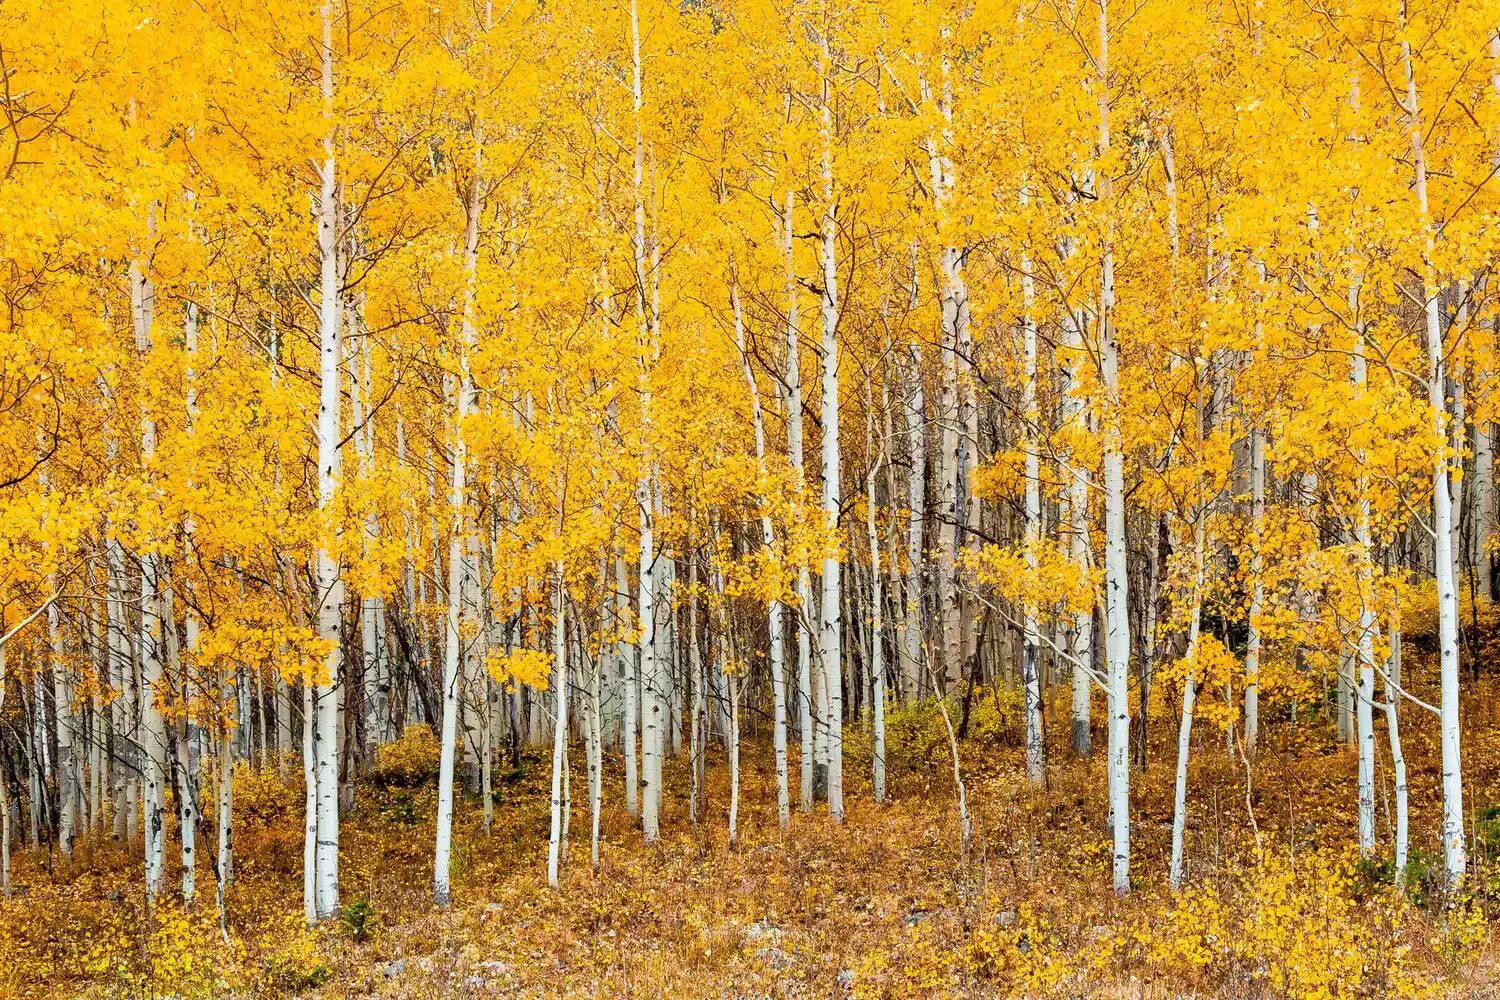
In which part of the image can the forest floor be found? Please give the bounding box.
[7,675,1500,999]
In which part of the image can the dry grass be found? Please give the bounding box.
[5,676,1500,998]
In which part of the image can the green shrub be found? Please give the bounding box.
[339,894,378,943]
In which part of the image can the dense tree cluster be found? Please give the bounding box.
[1,0,1497,926]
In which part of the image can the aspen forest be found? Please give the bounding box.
[5,0,1500,995]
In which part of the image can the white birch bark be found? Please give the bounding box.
[1098,0,1131,895]
[1401,10,1466,883]
[311,0,342,920]
[1383,621,1409,884]
[434,144,483,907]
[1058,240,1093,758]
[1244,264,1266,757]
[818,30,844,820]
[161,581,196,905]
[1349,274,1378,857]
[48,595,76,860]
[784,190,815,812]
[932,209,963,689]
[130,216,168,901]
[546,554,567,889]
[588,568,604,868]
[216,664,235,930]
[1169,516,1207,891]
[687,538,702,824]
[106,511,134,841]
[302,669,317,927]
[865,394,888,804]
[733,280,790,827]
[631,0,662,843]
[1021,192,1045,785]
[902,337,926,703]
[616,556,637,816]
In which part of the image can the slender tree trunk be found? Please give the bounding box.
[164,581,197,906]
[866,399,888,804]
[1350,281,1377,857]
[616,556,637,816]
[131,233,168,900]
[784,191,815,812]
[687,532,702,825]
[434,148,483,908]
[1244,423,1264,757]
[48,598,76,861]
[1098,0,1131,894]
[311,0,343,922]
[733,278,790,827]
[547,557,568,889]
[1,642,11,893]
[106,530,133,842]
[588,582,603,869]
[1383,619,1409,884]
[1169,517,1207,891]
[217,666,235,932]
[818,32,844,821]
[902,336,926,703]
[631,0,662,844]
[1021,196,1045,786]
[1061,301,1092,758]
[1402,13,1466,883]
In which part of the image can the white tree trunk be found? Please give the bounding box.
[818,35,844,821]
[728,667,740,845]
[49,598,76,860]
[630,0,662,844]
[616,556,638,816]
[106,529,134,841]
[687,540,703,824]
[311,0,343,922]
[784,190,815,812]
[1402,16,1466,883]
[1169,518,1207,891]
[1383,621,1409,884]
[1349,283,1377,857]
[924,52,967,692]
[434,150,483,907]
[130,237,168,900]
[217,715,233,941]
[588,582,604,868]
[637,487,659,841]
[1098,0,1131,895]
[547,560,568,888]
[902,339,926,702]
[1057,280,1093,758]
[302,676,317,927]
[1021,197,1045,785]
[866,402,888,804]
[163,581,196,906]
[733,281,790,827]
[1244,425,1264,757]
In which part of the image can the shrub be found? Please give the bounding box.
[846,686,1020,776]
[339,894,378,943]
[372,723,442,786]
[379,792,420,825]
[1402,583,1500,667]
[235,761,302,830]
[259,912,331,992]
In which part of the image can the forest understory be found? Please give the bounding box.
[6,659,1500,1000]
